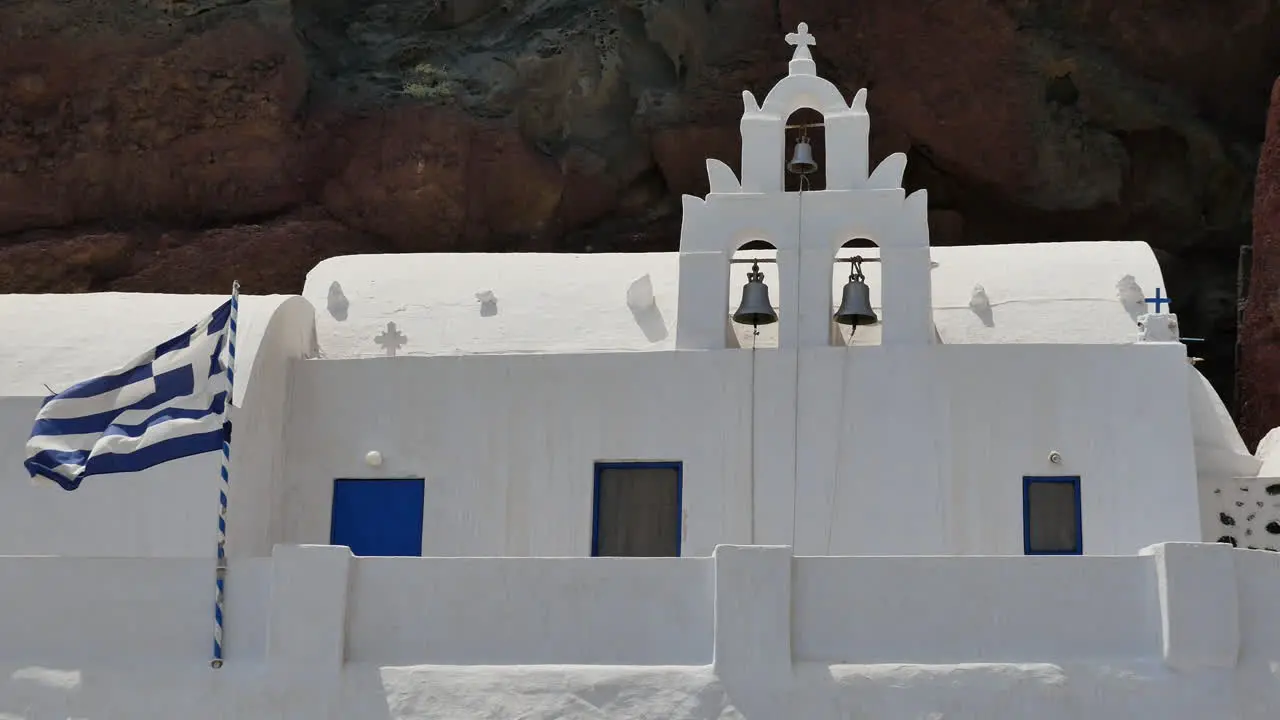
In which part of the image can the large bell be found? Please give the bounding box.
[787,139,818,175]
[834,275,878,326]
[732,262,779,326]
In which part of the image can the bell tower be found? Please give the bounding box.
[675,22,934,350]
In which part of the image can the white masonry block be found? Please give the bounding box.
[713,544,793,678]
[1140,542,1239,671]
[1137,313,1181,343]
[267,544,353,671]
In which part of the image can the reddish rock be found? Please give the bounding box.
[651,127,743,197]
[0,214,380,294]
[0,7,308,235]
[1240,77,1280,448]
[655,0,792,128]
[0,232,137,293]
[319,107,471,253]
[927,210,966,247]
[780,0,1128,212]
[1012,0,1280,131]
[464,124,565,247]
[321,107,564,252]
[782,1,1030,190]
[108,215,381,295]
[556,146,620,231]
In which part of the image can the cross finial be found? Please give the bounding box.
[785,22,816,73]
[1143,287,1170,314]
[786,22,816,50]
[374,321,407,357]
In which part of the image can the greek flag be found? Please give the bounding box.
[23,300,234,491]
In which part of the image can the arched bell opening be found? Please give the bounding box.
[783,108,825,192]
[728,240,780,349]
[831,238,881,347]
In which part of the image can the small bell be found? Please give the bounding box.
[787,137,818,175]
[834,259,878,326]
[732,262,779,327]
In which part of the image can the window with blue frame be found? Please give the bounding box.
[592,462,682,557]
[1023,476,1082,555]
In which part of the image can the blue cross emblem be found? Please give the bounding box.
[1144,288,1169,313]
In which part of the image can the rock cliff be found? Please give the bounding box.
[0,0,1277,408]
[1240,78,1280,447]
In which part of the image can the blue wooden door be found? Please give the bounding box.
[330,479,425,556]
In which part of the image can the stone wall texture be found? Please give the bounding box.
[0,0,1278,417]
[1213,479,1280,551]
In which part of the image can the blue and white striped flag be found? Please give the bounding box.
[24,300,234,491]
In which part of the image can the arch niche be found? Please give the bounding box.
[783,108,826,192]
[831,238,881,347]
[728,239,781,349]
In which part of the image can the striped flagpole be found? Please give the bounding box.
[212,281,239,668]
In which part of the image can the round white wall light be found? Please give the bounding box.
[365,451,383,467]
[1048,450,1063,464]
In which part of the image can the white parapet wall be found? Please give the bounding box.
[2,543,1279,719]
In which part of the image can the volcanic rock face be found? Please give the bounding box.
[0,0,1278,401]
[1240,78,1280,448]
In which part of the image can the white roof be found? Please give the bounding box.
[0,293,302,397]
[1255,429,1280,478]
[303,242,1168,358]
[1188,367,1259,480]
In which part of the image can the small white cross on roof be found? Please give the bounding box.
[374,321,407,357]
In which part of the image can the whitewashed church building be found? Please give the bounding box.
[2,23,1279,720]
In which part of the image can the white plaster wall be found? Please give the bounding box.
[225,297,319,558]
[945,342,1199,555]
[346,557,713,665]
[793,342,1201,556]
[1235,548,1280,664]
[0,302,1200,560]
[282,351,757,557]
[0,296,316,558]
[0,555,269,666]
[793,555,1159,663]
[2,543,1279,720]
[282,342,1198,556]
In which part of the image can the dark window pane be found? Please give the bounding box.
[1026,479,1080,554]
[595,466,681,557]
